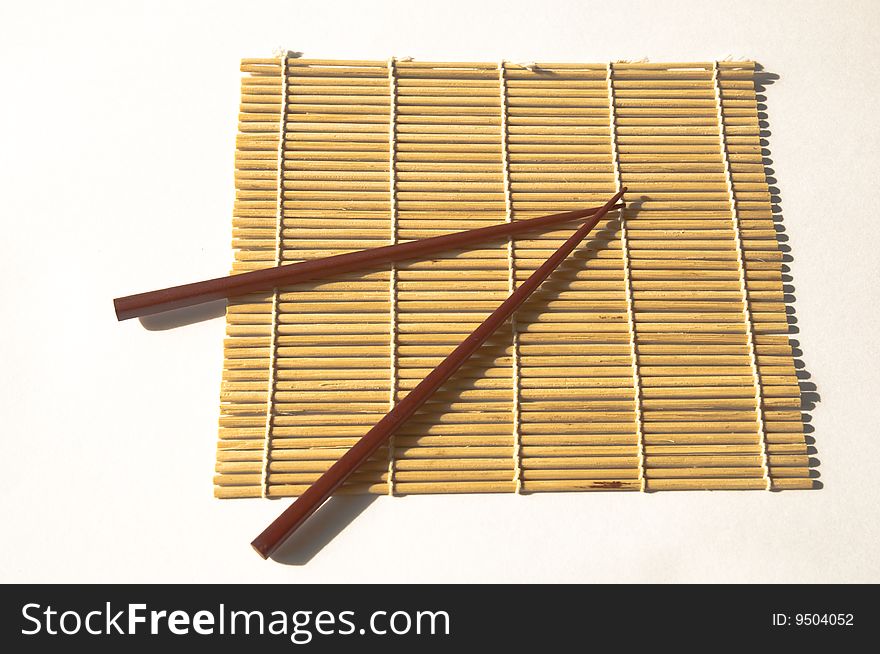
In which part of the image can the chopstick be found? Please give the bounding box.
[250,188,626,559]
[113,202,623,321]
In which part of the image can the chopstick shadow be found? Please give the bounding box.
[269,494,379,565]
[409,214,624,436]
[138,299,227,330]
[756,64,821,487]
[520,212,627,304]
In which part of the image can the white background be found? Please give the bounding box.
[1,0,878,583]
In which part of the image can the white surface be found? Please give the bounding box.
[1,0,878,583]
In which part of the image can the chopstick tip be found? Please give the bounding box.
[251,542,270,560]
[113,297,126,322]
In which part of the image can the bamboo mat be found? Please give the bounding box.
[215,57,812,499]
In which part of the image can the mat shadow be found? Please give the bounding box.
[755,63,822,488]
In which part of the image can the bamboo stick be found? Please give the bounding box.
[223,465,812,486]
[213,441,806,460]
[216,477,816,498]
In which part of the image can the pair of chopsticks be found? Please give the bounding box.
[115,189,625,558]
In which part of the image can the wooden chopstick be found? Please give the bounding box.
[113,203,623,321]
[250,188,626,559]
